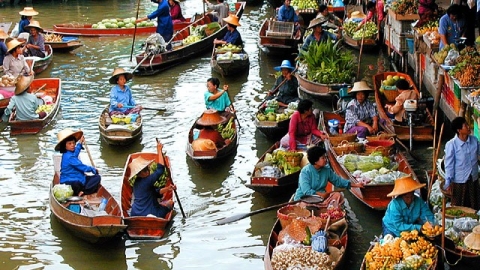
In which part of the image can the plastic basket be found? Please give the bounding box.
[266,21,294,38]
[364,138,395,156]
[366,132,396,141]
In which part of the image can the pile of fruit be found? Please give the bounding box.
[343,21,378,40]
[216,44,242,53]
[415,20,439,35]
[263,149,303,175]
[318,208,344,220]
[379,74,405,95]
[217,117,235,140]
[421,222,443,238]
[91,17,152,29]
[44,33,63,42]
[36,104,54,114]
[0,75,17,87]
[433,43,457,64]
[449,46,480,87]
[290,0,318,10]
[391,0,418,15]
[364,230,437,270]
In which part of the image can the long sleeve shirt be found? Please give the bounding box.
[2,92,41,122]
[2,54,31,77]
[131,164,169,217]
[343,99,378,132]
[206,2,229,26]
[294,163,352,200]
[301,32,337,51]
[277,5,298,22]
[170,3,185,22]
[60,143,97,185]
[109,85,136,113]
[148,0,174,38]
[288,111,324,150]
[382,195,435,237]
[204,90,231,112]
[272,75,299,105]
[27,34,46,54]
[18,18,30,34]
[444,135,480,188]
[222,29,243,46]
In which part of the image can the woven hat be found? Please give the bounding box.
[128,156,154,180]
[54,128,84,151]
[464,225,480,251]
[308,18,328,29]
[387,175,425,197]
[24,20,43,32]
[349,81,372,94]
[6,38,25,54]
[109,68,133,84]
[0,29,8,39]
[19,7,39,16]
[350,11,366,19]
[196,109,227,126]
[223,14,241,26]
[14,75,34,95]
[274,60,295,71]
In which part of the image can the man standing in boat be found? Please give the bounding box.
[136,0,173,50]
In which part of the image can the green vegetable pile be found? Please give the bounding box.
[343,21,378,40]
[340,151,391,172]
[129,162,169,188]
[53,184,74,202]
[298,39,356,84]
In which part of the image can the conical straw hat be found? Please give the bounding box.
[14,75,33,95]
[196,109,227,126]
[0,29,8,39]
[55,128,84,151]
[128,156,154,180]
[349,81,372,94]
[387,175,425,197]
[223,14,241,26]
[6,38,25,53]
[19,7,39,16]
[24,20,43,32]
[464,225,480,251]
[109,68,133,84]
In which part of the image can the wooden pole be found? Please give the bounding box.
[130,0,142,62]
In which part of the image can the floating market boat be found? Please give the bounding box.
[24,45,53,74]
[50,155,126,244]
[373,72,434,142]
[46,38,83,52]
[258,19,301,55]
[246,141,302,196]
[210,46,249,76]
[134,2,245,76]
[120,139,176,240]
[320,111,419,210]
[8,78,61,135]
[98,107,143,146]
[254,105,291,141]
[296,73,346,98]
[342,30,377,50]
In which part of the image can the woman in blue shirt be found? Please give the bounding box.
[438,4,466,50]
[109,68,142,115]
[204,77,232,112]
[17,7,38,36]
[55,129,101,196]
[382,175,434,237]
[213,14,243,46]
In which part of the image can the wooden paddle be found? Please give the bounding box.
[156,138,186,218]
[257,66,298,109]
[224,84,241,129]
[83,140,95,168]
[130,0,142,62]
[33,83,48,94]
[122,105,166,111]
[357,22,367,77]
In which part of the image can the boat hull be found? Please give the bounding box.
[296,73,344,97]
[258,19,301,55]
[211,50,250,76]
[99,107,142,145]
[342,30,377,50]
[46,40,83,52]
[25,45,53,74]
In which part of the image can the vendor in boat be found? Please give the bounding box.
[204,77,232,113]
[213,14,243,47]
[277,0,300,34]
[444,116,480,209]
[316,4,343,29]
[384,79,419,124]
[55,128,101,196]
[266,60,299,107]
[301,18,339,51]
[294,146,363,206]
[280,99,328,150]
[382,175,435,237]
[23,21,46,58]
[109,68,142,116]
[168,0,186,24]
[0,29,8,65]
[355,0,384,40]
[136,0,173,50]
[128,155,175,218]
[438,4,466,50]
[204,0,229,26]
[1,75,46,122]
[17,7,38,37]
[3,38,33,77]
[344,81,380,139]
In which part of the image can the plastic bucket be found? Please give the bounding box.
[406,38,414,54]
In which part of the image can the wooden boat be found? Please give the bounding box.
[24,45,53,74]
[210,47,249,76]
[342,30,377,50]
[45,20,191,37]
[8,78,61,135]
[98,107,143,145]
[46,39,83,52]
[297,73,346,98]
[320,111,418,210]
[373,72,434,142]
[186,111,240,167]
[49,155,127,244]
[120,139,175,240]
[134,2,246,76]
[254,106,290,141]
[258,19,301,55]
[246,142,301,196]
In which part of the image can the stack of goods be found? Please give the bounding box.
[379,74,405,102]
[0,74,17,88]
[256,100,296,122]
[449,46,480,87]
[433,43,457,65]
[183,25,208,45]
[216,44,246,61]
[91,17,150,29]
[290,0,318,12]
[255,148,304,177]
[216,117,236,143]
[44,33,63,42]
[390,0,418,15]
[343,21,378,40]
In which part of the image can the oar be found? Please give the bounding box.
[356,22,367,76]
[32,83,47,94]
[83,140,95,167]
[123,105,166,111]
[131,51,151,73]
[257,66,298,109]
[156,138,186,218]
[224,84,241,129]
[130,0,142,62]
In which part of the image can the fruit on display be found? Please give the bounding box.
[421,222,443,237]
[343,21,378,39]
[183,34,202,45]
[318,208,344,220]
[391,0,418,15]
[91,17,152,29]
[290,0,318,10]
[449,46,480,87]
[44,33,63,42]
[216,43,242,53]
[433,43,457,64]
[217,117,236,140]
[0,75,17,87]
[36,104,54,114]
[415,20,439,35]
[263,149,303,175]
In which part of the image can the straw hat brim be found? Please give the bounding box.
[464,230,480,250]
[24,24,43,32]
[128,157,154,180]
[54,129,84,151]
[0,29,8,39]
[349,81,373,94]
[308,18,328,29]
[6,39,25,54]
[223,16,241,26]
[387,175,426,197]
[350,11,366,19]
[109,72,133,84]
[14,75,34,95]
[19,9,39,16]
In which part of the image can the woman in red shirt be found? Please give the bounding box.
[168,0,186,23]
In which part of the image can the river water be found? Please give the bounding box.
[0,1,437,269]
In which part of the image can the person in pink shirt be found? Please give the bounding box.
[356,0,385,40]
[168,0,186,23]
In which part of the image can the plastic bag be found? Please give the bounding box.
[53,184,74,202]
[444,49,459,66]
[260,166,283,178]
[453,217,479,232]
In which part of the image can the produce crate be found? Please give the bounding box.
[388,8,419,21]
[266,21,294,38]
[424,54,439,84]
[389,16,413,34]
[389,29,409,52]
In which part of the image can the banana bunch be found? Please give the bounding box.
[217,117,235,140]
[36,104,53,114]
[44,33,63,42]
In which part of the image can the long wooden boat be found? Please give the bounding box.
[258,19,301,55]
[297,73,346,98]
[210,48,249,76]
[46,39,83,52]
[246,142,301,196]
[186,111,240,167]
[254,106,290,141]
[24,45,53,74]
[134,2,246,76]
[264,203,348,269]
[120,139,175,240]
[342,30,377,50]
[373,72,434,142]
[8,78,61,135]
[98,107,142,145]
[320,111,418,210]
[45,20,191,37]
[49,155,127,244]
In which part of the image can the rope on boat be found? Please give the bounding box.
[435,244,463,266]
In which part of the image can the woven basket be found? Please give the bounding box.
[277,205,311,229]
[383,88,400,103]
[284,155,302,167]
[278,216,323,243]
[366,132,396,142]
[333,140,364,155]
[329,133,357,147]
[364,138,395,156]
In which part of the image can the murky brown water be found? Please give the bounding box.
[0,1,438,269]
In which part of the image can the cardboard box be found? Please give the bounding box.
[388,9,420,21]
